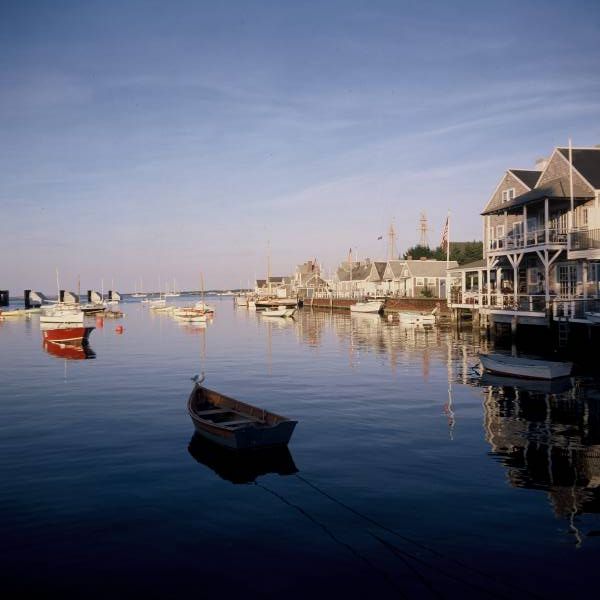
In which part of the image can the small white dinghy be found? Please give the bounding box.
[262,307,297,318]
[397,312,436,325]
[350,300,383,314]
[479,353,573,380]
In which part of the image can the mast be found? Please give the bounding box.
[267,240,271,296]
[56,268,60,302]
[388,220,396,260]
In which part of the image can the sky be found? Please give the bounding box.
[1,0,600,293]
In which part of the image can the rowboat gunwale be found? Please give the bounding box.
[187,382,297,449]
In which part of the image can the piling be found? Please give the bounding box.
[0,290,8,306]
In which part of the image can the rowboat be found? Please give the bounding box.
[42,325,94,343]
[350,300,383,314]
[397,311,436,325]
[188,434,298,484]
[261,307,297,318]
[479,353,573,380]
[187,376,297,449]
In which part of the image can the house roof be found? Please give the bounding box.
[383,260,405,279]
[481,177,590,215]
[370,261,387,280]
[557,147,600,189]
[405,259,459,278]
[256,277,289,287]
[449,259,486,272]
[336,262,372,282]
[509,169,541,189]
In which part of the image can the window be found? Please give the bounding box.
[496,225,505,238]
[501,188,516,203]
[557,264,578,297]
[416,277,424,286]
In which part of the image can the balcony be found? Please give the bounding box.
[569,228,600,251]
[488,228,568,252]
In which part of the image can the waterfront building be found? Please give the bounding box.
[254,276,292,298]
[293,260,330,299]
[449,145,600,325]
[383,258,458,298]
[334,258,386,298]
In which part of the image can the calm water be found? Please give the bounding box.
[1,298,600,598]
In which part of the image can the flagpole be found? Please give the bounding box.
[445,211,450,304]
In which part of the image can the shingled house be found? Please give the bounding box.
[449,144,600,324]
[382,258,458,297]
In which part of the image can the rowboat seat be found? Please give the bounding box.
[222,418,260,427]
[194,408,229,416]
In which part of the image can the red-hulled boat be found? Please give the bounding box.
[42,325,94,343]
[43,340,96,360]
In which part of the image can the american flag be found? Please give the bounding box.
[440,216,449,251]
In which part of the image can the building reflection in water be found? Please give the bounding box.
[482,379,600,545]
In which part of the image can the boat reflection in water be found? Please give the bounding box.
[187,434,298,484]
[43,339,96,360]
[482,378,600,544]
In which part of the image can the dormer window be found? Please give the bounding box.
[501,188,516,203]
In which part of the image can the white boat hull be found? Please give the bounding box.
[262,307,297,317]
[350,301,383,314]
[479,354,573,380]
[397,312,436,325]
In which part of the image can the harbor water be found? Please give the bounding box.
[1,298,600,598]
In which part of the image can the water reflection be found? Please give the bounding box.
[187,434,298,484]
[43,340,96,360]
[482,380,600,544]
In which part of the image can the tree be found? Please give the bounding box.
[402,241,482,265]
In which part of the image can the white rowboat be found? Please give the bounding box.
[262,307,297,318]
[350,301,383,314]
[479,353,573,380]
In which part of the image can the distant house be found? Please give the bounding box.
[332,258,387,296]
[383,259,458,297]
[255,276,292,298]
[294,259,329,298]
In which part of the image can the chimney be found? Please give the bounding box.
[535,156,548,171]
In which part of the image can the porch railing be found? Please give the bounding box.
[569,228,600,251]
[552,298,600,320]
[488,228,568,251]
[449,291,546,312]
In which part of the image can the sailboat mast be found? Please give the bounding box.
[267,240,271,296]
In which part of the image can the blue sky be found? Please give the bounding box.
[1,0,600,293]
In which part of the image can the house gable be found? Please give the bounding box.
[536,148,595,198]
[483,171,532,214]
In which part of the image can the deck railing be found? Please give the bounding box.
[450,291,546,312]
[488,228,568,251]
[552,298,600,320]
[569,228,600,251]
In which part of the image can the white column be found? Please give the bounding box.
[523,205,528,247]
[545,198,549,244]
